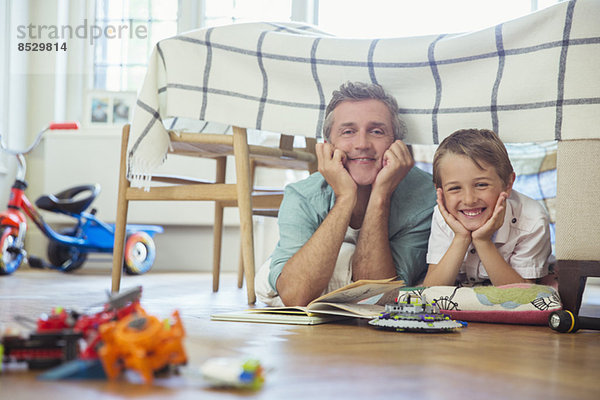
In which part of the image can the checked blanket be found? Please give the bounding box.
[128,0,600,186]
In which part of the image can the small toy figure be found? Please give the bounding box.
[98,306,187,384]
[369,294,464,332]
[200,357,265,389]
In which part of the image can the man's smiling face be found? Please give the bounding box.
[328,99,395,187]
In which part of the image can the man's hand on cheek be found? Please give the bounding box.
[316,143,356,198]
[373,140,414,197]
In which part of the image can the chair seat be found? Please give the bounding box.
[168,131,316,171]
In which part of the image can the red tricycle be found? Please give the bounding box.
[0,123,163,275]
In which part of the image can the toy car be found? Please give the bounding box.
[369,294,464,332]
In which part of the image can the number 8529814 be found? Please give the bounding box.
[17,42,67,51]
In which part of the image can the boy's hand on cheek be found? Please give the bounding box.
[437,189,471,240]
[316,142,356,199]
[472,192,508,242]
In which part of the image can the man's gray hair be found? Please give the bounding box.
[322,81,406,141]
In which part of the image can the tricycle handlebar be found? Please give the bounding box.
[0,122,79,156]
[49,122,80,130]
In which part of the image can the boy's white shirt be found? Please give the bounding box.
[426,190,553,284]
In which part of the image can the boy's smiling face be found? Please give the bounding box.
[439,153,513,231]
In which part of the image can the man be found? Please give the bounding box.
[255,82,436,306]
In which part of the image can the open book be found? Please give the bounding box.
[211,278,405,324]
[210,310,346,325]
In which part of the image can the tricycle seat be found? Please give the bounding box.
[36,184,101,214]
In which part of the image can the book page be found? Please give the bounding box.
[211,310,345,325]
[306,302,385,318]
[308,278,405,306]
[247,306,311,315]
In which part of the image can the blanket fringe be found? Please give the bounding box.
[127,153,167,191]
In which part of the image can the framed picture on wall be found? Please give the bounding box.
[84,90,136,127]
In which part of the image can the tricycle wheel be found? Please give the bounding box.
[0,226,24,275]
[123,231,156,275]
[47,228,87,272]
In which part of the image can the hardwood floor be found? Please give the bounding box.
[1,268,599,400]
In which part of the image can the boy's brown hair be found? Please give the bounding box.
[432,128,514,188]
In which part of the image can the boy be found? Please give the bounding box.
[423,129,552,287]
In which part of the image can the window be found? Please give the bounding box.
[317,0,563,38]
[91,0,297,92]
[0,0,9,172]
[0,0,8,129]
[93,0,179,91]
[204,0,292,27]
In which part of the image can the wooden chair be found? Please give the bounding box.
[111,124,317,304]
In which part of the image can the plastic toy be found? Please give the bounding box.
[0,123,163,275]
[37,358,107,380]
[72,286,143,359]
[36,306,80,332]
[549,310,600,333]
[35,288,145,380]
[1,286,144,373]
[1,330,82,370]
[200,357,265,389]
[369,294,465,332]
[98,306,187,384]
[1,285,188,384]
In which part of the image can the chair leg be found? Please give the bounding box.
[112,125,131,293]
[232,127,256,304]
[212,157,226,292]
[237,241,244,288]
[558,260,600,314]
[305,137,318,174]
[237,159,257,289]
